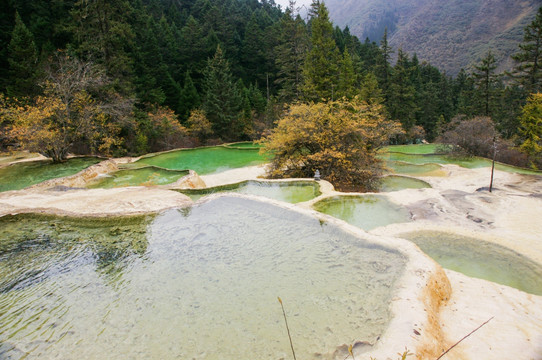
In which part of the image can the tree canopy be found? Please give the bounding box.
[261,97,403,191]
[0,0,540,173]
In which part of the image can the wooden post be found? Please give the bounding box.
[489,137,497,192]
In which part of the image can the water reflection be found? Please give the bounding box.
[0,197,405,359]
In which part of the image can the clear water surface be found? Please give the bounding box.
[313,195,412,231]
[0,197,406,359]
[179,180,320,203]
[379,176,431,192]
[85,167,189,188]
[401,231,542,295]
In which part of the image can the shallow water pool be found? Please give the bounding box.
[0,196,406,359]
[382,153,542,175]
[313,195,412,231]
[385,161,445,176]
[179,180,320,203]
[379,175,431,192]
[85,167,189,188]
[136,146,267,175]
[400,231,542,295]
[0,157,102,192]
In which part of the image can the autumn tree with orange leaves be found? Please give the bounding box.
[2,52,133,162]
[261,97,403,191]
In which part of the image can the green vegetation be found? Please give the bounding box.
[0,0,541,186]
[261,98,402,191]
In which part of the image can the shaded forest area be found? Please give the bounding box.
[0,0,541,167]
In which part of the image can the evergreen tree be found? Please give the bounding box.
[274,1,308,102]
[0,2,15,91]
[336,48,356,99]
[179,71,201,121]
[240,11,268,86]
[511,7,542,93]
[376,27,393,97]
[302,1,340,101]
[494,85,525,138]
[179,16,208,83]
[7,11,39,98]
[202,45,244,141]
[472,50,500,117]
[70,0,135,89]
[453,69,478,117]
[519,93,542,168]
[248,82,266,114]
[388,48,418,131]
[359,72,384,105]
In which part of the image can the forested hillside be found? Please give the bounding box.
[0,0,541,171]
[324,0,541,76]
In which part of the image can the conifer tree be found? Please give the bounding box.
[7,12,38,98]
[376,27,393,97]
[519,93,542,168]
[202,45,243,141]
[302,0,340,101]
[70,0,135,86]
[336,48,356,99]
[179,16,207,78]
[388,48,418,131]
[248,83,266,114]
[179,71,200,121]
[359,72,384,105]
[473,50,500,116]
[275,1,308,102]
[511,7,542,93]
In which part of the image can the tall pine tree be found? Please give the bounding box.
[7,12,38,98]
[473,50,500,117]
[179,71,201,121]
[202,45,244,141]
[511,7,542,93]
[302,0,340,101]
[274,1,308,102]
[388,49,418,131]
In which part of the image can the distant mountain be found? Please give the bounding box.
[324,0,541,76]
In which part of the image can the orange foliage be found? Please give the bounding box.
[148,106,188,150]
[260,97,403,191]
[3,91,126,162]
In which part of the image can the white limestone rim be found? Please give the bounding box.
[194,192,446,359]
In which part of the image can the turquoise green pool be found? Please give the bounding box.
[386,161,444,176]
[380,175,431,192]
[223,142,263,149]
[401,231,542,295]
[136,146,267,175]
[85,167,189,188]
[382,149,542,175]
[384,144,439,154]
[0,157,102,192]
[0,197,406,359]
[179,180,320,203]
[313,195,412,231]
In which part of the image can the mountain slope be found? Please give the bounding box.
[325,0,541,75]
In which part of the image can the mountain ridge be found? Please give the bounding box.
[324,0,541,75]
